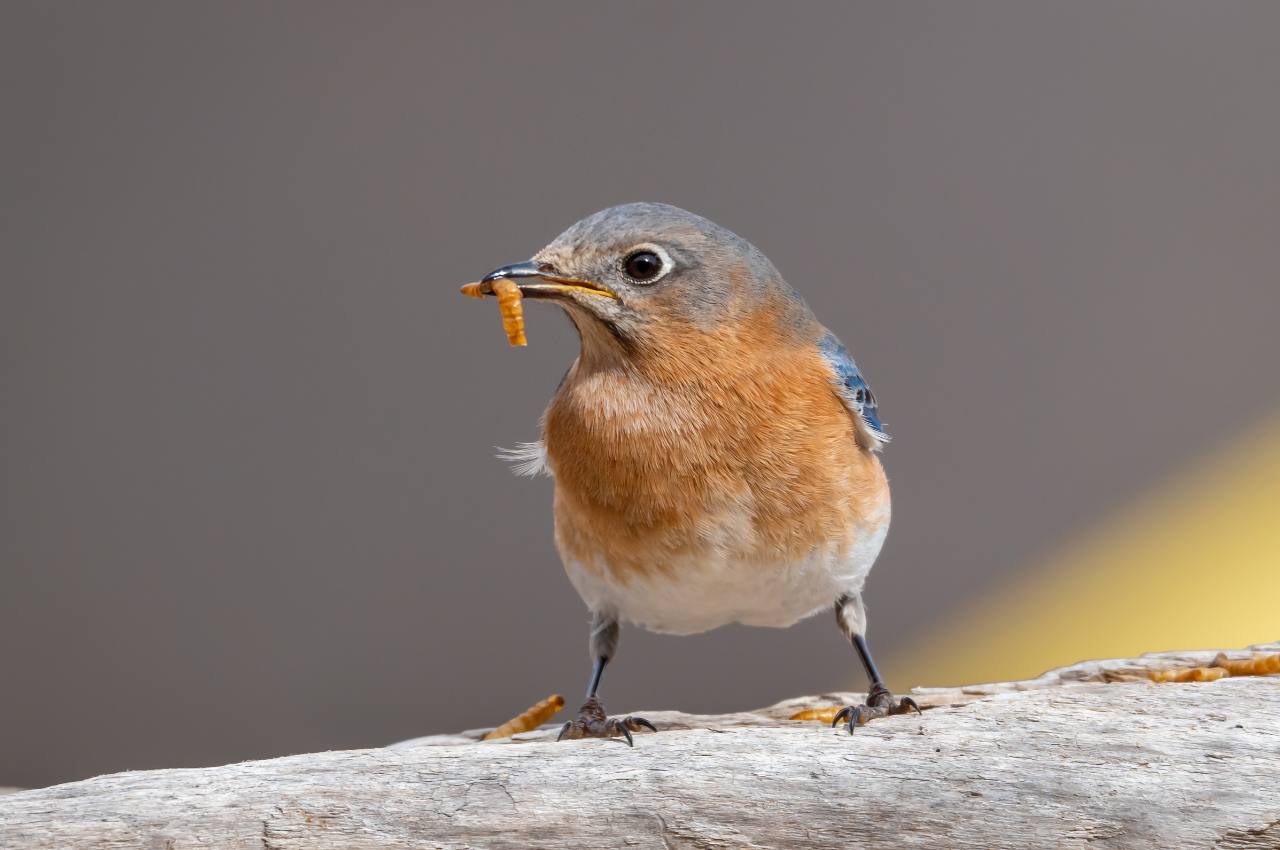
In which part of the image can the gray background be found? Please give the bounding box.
[3,1,1279,788]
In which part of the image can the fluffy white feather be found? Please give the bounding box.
[495,441,551,478]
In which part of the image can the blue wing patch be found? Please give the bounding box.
[818,331,890,449]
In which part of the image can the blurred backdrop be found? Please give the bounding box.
[3,1,1278,789]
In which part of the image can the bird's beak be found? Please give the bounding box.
[472,261,617,300]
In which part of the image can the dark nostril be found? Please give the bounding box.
[538,261,560,276]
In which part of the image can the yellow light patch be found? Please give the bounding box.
[889,411,1280,689]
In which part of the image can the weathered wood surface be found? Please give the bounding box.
[2,644,1278,849]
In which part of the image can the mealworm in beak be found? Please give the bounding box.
[459,279,526,346]
[492,279,527,347]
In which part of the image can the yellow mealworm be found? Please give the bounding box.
[1212,651,1280,677]
[789,706,842,723]
[482,694,566,740]
[1148,666,1229,683]
[1149,651,1280,683]
[492,278,527,347]
[459,279,527,346]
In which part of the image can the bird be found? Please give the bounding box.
[468,202,918,743]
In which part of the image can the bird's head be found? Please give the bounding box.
[476,203,814,363]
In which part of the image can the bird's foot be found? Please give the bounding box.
[556,696,656,746]
[832,683,921,734]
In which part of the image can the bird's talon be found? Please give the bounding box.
[555,700,655,745]
[832,686,917,734]
[627,716,658,734]
[832,706,854,729]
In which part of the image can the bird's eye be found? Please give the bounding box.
[623,250,664,283]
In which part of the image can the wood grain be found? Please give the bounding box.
[3,643,1277,849]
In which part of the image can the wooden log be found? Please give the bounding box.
[2,644,1278,849]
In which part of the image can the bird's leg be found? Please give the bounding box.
[556,614,656,746]
[830,594,921,734]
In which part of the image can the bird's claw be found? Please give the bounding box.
[628,716,659,734]
[831,705,859,731]
[832,686,922,734]
[555,696,656,746]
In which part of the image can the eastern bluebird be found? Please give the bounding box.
[470,203,917,743]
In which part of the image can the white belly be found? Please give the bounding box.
[563,517,890,636]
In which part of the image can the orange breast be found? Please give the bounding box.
[544,311,889,586]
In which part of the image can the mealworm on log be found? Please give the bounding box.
[482,694,565,740]
[1211,651,1280,677]
[459,279,526,346]
[1148,666,1229,683]
[1148,651,1280,683]
[789,707,841,723]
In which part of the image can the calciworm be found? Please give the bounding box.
[460,278,526,347]
[482,694,566,740]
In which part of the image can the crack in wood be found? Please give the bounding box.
[1217,818,1280,850]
